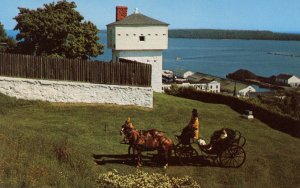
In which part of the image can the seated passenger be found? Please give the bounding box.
[198,128,229,151]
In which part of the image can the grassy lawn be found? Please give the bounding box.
[0,93,299,187]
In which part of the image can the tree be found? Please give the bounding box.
[14,0,103,59]
[0,22,16,53]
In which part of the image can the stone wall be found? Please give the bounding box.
[0,76,153,108]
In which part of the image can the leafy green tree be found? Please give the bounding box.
[14,0,103,59]
[0,22,16,53]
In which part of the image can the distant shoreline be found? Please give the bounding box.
[169,29,300,41]
[6,29,300,41]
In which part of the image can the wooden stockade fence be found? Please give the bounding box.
[0,53,152,87]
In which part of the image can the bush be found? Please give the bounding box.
[96,170,201,188]
[165,84,180,95]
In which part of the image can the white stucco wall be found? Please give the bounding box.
[111,26,168,50]
[0,76,153,108]
[113,50,162,92]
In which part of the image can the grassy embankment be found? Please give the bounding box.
[0,93,299,187]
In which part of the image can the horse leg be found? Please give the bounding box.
[161,146,169,169]
[137,150,142,167]
[162,149,169,169]
[164,142,174,168]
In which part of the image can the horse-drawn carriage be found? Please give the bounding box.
[120,118,246,168]
[174,128,246,168]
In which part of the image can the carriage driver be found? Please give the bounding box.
[179,109,200,144]
[189,108,200,141]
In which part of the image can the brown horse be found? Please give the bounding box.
[120,118,173,168]
[127,129,173,168]
[120,117,164,144]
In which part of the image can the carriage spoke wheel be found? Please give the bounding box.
[175,145,199,164]
[219,145,246,168]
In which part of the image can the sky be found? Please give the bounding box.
[1,0,300,33]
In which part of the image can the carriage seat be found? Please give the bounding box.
[198,128,237,153]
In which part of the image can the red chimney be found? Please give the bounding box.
[116,6,128,21]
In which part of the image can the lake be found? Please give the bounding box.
[96,32,300,78]
[7,30,300,78]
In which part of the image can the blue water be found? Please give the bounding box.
[7,30,300,78]
[96,32,300,78]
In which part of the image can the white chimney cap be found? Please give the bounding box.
[134,8,139,14]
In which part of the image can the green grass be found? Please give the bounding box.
[0,93,299,187]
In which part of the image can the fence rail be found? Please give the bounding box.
[0,53,152,86]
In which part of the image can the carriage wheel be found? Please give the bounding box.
[175,145,199,164]
[173,144,182,158]
[219,145,246,168]
[238,136,246,147]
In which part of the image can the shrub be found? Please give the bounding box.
[165,84,180,95]
[96,170,201,188]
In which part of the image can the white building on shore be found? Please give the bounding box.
[238,85,256,97]
[275,74,300,87]
[163,80,221,93]
[107,6,169,92]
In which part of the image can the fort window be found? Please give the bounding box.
[139,36,145,41]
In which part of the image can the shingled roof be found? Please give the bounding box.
[107,13,169,26]
[276,74,293,80]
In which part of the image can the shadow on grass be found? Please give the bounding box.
[92,153,220,167]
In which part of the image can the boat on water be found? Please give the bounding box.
[176,56,182,61]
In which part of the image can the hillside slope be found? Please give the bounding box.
[0,93,299,187]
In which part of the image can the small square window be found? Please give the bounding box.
[139,36,145,41]
[126,34,129,36]
[118,34,121,36]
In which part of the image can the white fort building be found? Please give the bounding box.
[107,6,169,92]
